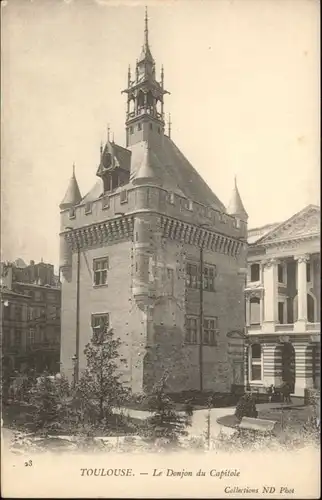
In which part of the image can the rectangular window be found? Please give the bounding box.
[27,329,35,345]
[15,305,23,321]
[120,190,128,203]
[129,126,134,135]
[138,123,142,131]
[250,263,260,282]
[185,316,198,344]
[278,301,285,324]
[278,263,286,284]
[250,344,262,381]
[69,207,75,219]
[85,202,92,215]
[28,307,34,321]
[186,263,198,289]
[93,258,109,286]
[203,317,218,345]
[91,313,109,342]
[203,265,216,291]
[306,262,311,282]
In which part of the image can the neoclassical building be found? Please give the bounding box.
[245,205,320,397]
[59,11,247,394]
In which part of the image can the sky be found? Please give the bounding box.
[1,0,320,269]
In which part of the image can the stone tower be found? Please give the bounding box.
[59,9,248,394]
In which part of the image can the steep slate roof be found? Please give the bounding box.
[82,137,226,211]
[130,137,225,210]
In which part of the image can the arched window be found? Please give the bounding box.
[249,343,262,381]
[250,297,261,325]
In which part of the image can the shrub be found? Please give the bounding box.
[235,393,258,422]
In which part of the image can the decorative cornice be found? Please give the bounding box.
[61,216,134,251]
[245,287,264,299]
[160,215,243,256]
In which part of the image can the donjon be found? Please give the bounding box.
[59,10,248,394]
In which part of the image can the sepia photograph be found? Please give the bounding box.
[1,0,320,498]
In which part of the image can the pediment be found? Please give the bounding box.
[258,205,320,245]
[227,330,247,339]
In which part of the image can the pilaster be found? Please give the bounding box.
[262,258,278,332]
[294,254,310,332]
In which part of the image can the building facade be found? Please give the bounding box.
[245,205,320,397]
[1,260,61,375]
[59,11,248,394]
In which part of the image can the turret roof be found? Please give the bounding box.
[60,165,82,210]
[227,177,248,221]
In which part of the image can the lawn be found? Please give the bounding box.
[217,405,313,431]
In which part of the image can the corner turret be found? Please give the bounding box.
[227,176,248,222]
[59,164,82,210]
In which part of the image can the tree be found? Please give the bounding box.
[29,373,71,434]
[75,328,129,428]
[235,393,258,422]
[144,375,190,448]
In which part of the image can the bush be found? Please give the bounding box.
[235,393,258,422]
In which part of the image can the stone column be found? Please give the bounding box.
[262,258,278,332]
[294,342,311,397]
[294,254,309,332]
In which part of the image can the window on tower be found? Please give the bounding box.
[91,313,110,343]
[93,258,109,286]
[185,316,198,344]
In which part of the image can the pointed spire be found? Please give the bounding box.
[227,175,248,221]
[107,124,110,142]
[59,163,82,210]
[138,6,154,63]
[144,6,149,49]
[128,64,131,86]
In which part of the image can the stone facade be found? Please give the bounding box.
[59,11,247,394]
[245,204,320,397]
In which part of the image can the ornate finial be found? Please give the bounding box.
[128,64,131,86]
[72,163,76,177]
[107,124,110,142]
[112,131,115,143]
[168,113,172,139]
[144,6,149,48]
[234,174,237,187]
